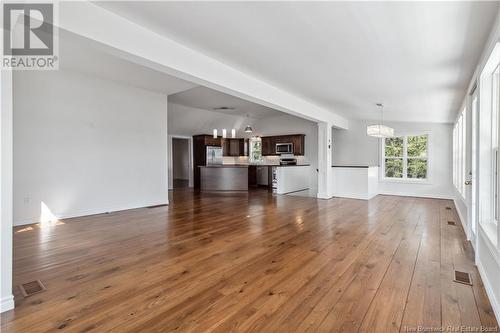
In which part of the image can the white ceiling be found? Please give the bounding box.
[59,32,289,121]
[97,1,498,123]
[169,86,286,119]
[59,32,197,95]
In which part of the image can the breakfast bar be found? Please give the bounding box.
[199,165,249,191]
[199,164,311,193]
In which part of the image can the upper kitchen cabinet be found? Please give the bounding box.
[204,136,222,147]
[261,136,274,156]
[223,138,246,156]
[291,134,305,155]
[261,134,305,156]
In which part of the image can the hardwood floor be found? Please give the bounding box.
[1,190,498,332]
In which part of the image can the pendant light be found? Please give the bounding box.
[366,103,394,138]
[244,114,253,133]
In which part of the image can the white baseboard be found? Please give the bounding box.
[14,200,169,226]
[1,294,14,313]
[453,198,470,240]
[377,191,453,200]
[331,191,451,201]
[316,192,333,200]
[476,256,500,326]
[332,193,371,200]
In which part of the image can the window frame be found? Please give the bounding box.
[453,108,468,200]
[381,134,429,183]
[478,42,500,257]
[492,65,500,226]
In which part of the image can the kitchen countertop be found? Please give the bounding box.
[332,165,378,168]
[199,165,249,168]
[200,164,310,168]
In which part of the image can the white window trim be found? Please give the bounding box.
[452,108,467,200]
[381,134,430,184]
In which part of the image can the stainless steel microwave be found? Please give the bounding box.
[276,143,293,154]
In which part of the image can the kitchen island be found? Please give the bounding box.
[199,164,310,193]
[199,165,249,191]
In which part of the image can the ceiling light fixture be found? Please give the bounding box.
[244,114,253,133]
[367,103,394,138]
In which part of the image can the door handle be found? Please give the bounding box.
[465,181,472,185]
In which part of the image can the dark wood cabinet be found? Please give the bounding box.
[193,135,223,189]
[261,137,273,156]
[204,136,221,147]
[248,165,257,187]
[223,138,246,156]
[193,133,304,189]
[291,134,305,155]
[261,134,305,156]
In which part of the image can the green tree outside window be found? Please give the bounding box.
[384,135,428,180]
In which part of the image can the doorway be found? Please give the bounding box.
[172,138,191,189]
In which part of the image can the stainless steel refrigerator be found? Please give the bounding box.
[206,146,223,165]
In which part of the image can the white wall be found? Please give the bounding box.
[333,120,379,166]
[168,102,319,194]
[453,7,500,323]
[1,69,14,312]
[333,119,454,199]
[13,69,169,226]
[172,138,190,180]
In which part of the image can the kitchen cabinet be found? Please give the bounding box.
[193,134,223,189]
[261,134,305,156]
[248,165,257,187]
[261,137,273,156]
[291,134,305,155]
[223,138,246,156]
[203,136,222,147]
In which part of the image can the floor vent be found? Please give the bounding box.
[18,280,46,297]
[147,204,167,209]
[448,221,456,226]
[453,271,472,286]
[446,207,452,210]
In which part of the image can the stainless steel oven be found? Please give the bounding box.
[275,143,293,154]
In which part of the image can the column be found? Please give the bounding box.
[317,121,333,199]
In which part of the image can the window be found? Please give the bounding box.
[478,43,500,246]
[249,137,262,163]
[453,109,467,199]
[383,135,428,180]
[492,65,499,224]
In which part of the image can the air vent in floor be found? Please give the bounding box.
[448,221,456,226]
[453,271,472,286]
[446,207,452,210]
[18,280,46,297]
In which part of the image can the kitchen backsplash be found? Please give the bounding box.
[223,156,307,165]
